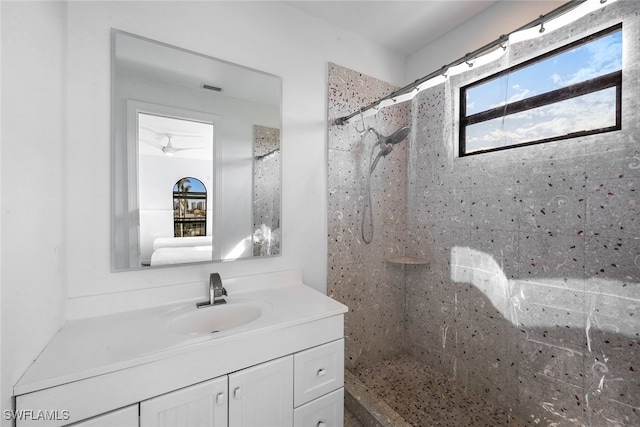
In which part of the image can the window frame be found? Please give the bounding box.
[173,177,208,238]
[459,23,622,157]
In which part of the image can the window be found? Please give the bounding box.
[173,177,207,237]
[459,24,622,156]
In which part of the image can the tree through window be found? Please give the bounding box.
[173,177,207,237]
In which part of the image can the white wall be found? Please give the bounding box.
[406,0,565,82]
[0,1,68,419]
[216,120,254,260]
[0,0,3,417]
[62,0,404,305]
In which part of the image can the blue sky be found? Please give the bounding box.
[173,177,206,193]
[464,29,622,153]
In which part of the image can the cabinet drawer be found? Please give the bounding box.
[294,339,344,407]
[294,388,343,427]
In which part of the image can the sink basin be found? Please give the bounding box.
[167,299,270,336]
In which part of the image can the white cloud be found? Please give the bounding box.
[466,88,616,152]
[507,87,533,103]
[551,33,622,87]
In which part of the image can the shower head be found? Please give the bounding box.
[361,125,411,245]
[368,126,411,173]
[372,126,411,147]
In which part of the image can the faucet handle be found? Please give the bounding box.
[198,273,226,308]
[210,272,222,286]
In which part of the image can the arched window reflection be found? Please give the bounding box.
[173,177,207,237]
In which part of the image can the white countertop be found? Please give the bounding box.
[15,272,347,396]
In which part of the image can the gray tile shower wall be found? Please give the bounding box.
[253,125,281,256]
[405,2,639,426]
[328,2,639,426]
[327,63,410,371]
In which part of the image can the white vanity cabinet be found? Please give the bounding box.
[293,388,344,427]
[14,274,348,427]
[140,376,228,427]
[228,356,294,427]
[293,340,344,427]
[138,343,344,427]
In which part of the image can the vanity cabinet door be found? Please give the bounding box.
[140,376,228,427]
[228,355,294,427]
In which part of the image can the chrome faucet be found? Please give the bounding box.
[197,273,227,308]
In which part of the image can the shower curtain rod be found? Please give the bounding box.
[334,0,589,126]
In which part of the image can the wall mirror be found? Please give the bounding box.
[112,30,282,271]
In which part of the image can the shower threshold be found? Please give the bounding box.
[345,368,411,426]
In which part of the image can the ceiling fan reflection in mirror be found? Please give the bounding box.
[140,131,204,156]
[138,112,213,158]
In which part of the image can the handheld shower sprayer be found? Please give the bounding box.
[372,126,411,148]
[370,144,393,173]
[369,126,411,173]
[361,125,411,244]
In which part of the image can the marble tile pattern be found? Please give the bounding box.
[327,63,410,371]
[345,369,410,427]
[404,2,640,426]
[344,409,365,427]
[328,2,639,426]
[354,355,527,426]
[253,125,281,256]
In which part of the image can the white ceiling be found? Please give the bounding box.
[283,1,500,56]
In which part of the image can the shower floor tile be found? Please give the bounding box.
[345,408,365,427]
[354,354,526,427]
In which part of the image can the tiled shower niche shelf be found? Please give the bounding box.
[385,256,429,265]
